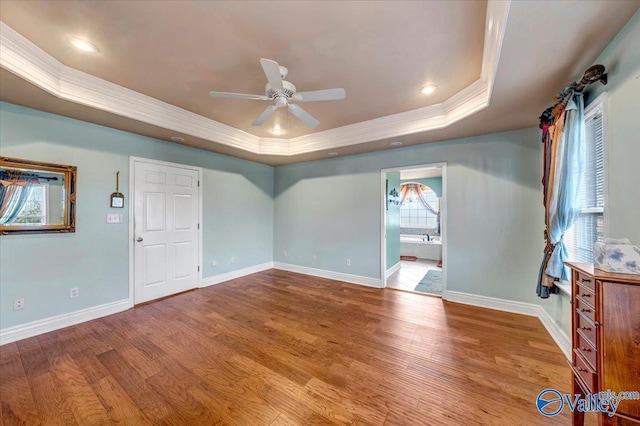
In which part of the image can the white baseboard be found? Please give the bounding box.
[273,262,382,288]
[445,290,571,359]
[385,261,401,278]
[201,262,273,287]
[537,305,572,359]
[446,291,540,316]
[0,299,131,346]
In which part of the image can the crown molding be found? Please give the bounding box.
[0,1,510,158]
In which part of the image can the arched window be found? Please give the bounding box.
[400,183,439,229]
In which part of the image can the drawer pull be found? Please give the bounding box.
[577,367,584,372]
[581,278,591,283]
[580,293,591,297]
[594,321,601,326]
[580,308,591,313]
[580,347,591,352]
[581,326,591,331]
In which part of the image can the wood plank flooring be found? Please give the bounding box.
[1,269,591,425]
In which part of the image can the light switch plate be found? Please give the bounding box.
[106,213,123,224]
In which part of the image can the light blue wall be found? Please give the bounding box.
[539,9,640,339]
[386,172,400,270]
[400,177,442,197]
[0,102,274,329]
[275,128,545,305]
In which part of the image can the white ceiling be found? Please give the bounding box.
[1,1,638,166]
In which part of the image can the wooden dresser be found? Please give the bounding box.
[566,263,640,425]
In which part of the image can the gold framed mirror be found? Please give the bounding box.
[0,157,77,235]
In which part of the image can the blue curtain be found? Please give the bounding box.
[537,93,585,297]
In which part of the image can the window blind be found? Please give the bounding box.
[564,102,605,263]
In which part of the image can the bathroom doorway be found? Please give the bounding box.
[381,163,447,297]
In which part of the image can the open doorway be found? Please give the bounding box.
[381,163,447,297]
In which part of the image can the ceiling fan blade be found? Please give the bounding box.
[293,88,346,102]
[260,58,283,91]
[209,91,269,100]
[251,105,277,126]
[287,104,320,128]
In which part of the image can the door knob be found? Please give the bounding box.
[136,237,143,242]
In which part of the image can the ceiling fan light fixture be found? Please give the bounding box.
[270,127,284,136]
[69,38,99,53]
[420,85,437,95]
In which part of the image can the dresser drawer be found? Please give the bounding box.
[576,272,595,291]
[573,350,596,393]
[576,312,597,347]
[576,283,595,304]
[576,296,596,323]
[576,330,597,371]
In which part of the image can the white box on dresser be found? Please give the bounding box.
[593,241,640,275]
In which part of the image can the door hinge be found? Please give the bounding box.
[198,180,200,187]
[198,266,200,272]
[198,223,200,229]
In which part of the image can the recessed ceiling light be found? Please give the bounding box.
[420,85,437,95]
[328,152,338,157]
[270,127,284,136]
[69,38,99,53]
[170,136,185,142]
[390,141,403,146]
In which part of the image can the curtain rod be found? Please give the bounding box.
[0,170,59,181]
[539,64,607,129]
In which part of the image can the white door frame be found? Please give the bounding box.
[380,162,448,299]
[128,156,203,306]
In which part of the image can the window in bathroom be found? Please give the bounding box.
[400,184,438,228]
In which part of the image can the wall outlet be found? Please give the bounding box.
[346,258,352,266]
[13,297,25,310]
[230,257,236,264]
[211,260,217,267]
[313,254,317,262]
[283,250,288,257]
[70,287,79,298]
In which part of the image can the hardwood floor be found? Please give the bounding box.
[1,269,588,425]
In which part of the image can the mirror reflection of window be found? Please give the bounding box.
[1,171,66,226]
[0,157,74,234]
[14,183,47,225]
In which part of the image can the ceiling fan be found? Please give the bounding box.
[209,58,346,128]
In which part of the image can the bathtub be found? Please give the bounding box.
[400,235,442,260]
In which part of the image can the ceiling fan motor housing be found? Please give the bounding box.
[266,80,297,102]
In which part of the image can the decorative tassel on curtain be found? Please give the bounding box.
[536,65,607,298]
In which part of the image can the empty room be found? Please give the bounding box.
[1,1,639,425]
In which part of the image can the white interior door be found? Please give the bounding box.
[133,160,200,304]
